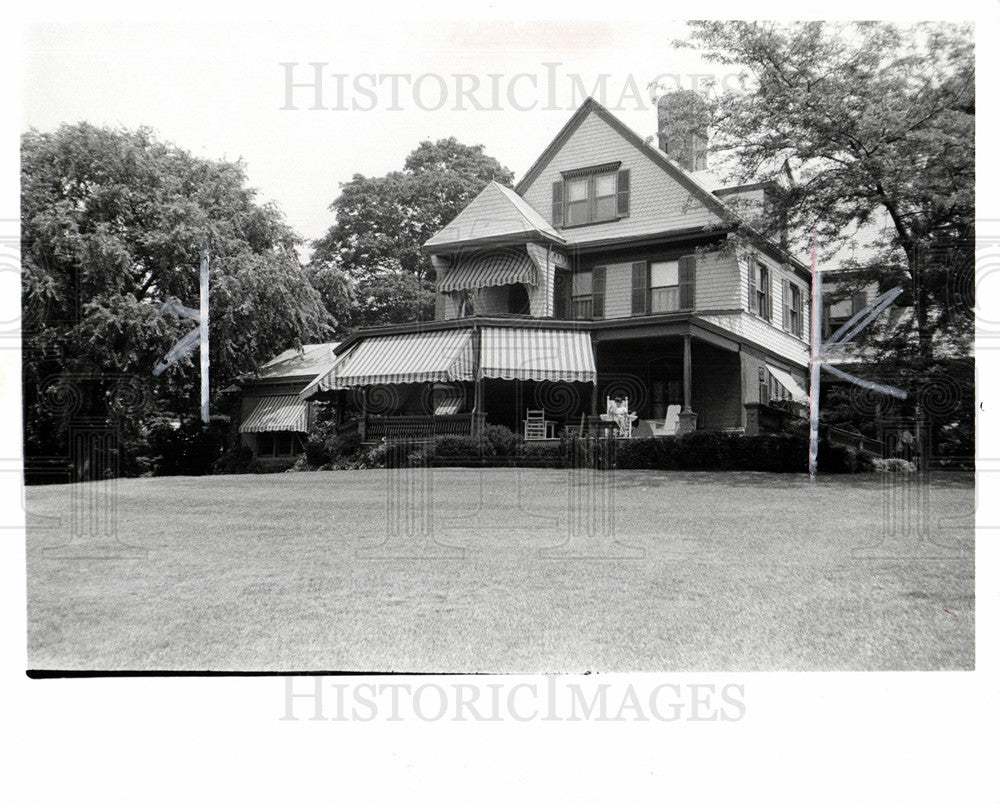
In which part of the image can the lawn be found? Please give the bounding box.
[25,469,975,672]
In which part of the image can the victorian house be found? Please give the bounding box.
[295,94,813,442]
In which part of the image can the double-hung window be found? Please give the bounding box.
[553,164,630,227]
[784,282,804,338]
[571,270,593,319]
[650,261,681,313]
[749,261,772,320]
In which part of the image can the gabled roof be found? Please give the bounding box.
[423,180,565,253]
[515,97,736,224]
[514,97,807,273]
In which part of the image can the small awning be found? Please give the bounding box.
[437,249,538,292]
[240,395,309,433]
[480,327,596,384]
[302,329,474,395]
[767,365,809,404]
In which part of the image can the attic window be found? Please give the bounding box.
[552,165,630,228]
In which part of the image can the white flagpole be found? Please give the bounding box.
[200,247,210,426]
[809,232,821,480]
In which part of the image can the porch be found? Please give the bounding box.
[302,318,809,443]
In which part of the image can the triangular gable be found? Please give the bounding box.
[424,181,564,253]
[515,97,734,223]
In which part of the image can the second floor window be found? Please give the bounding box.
[824,290,868,338]
[569,266,606,319]
[784,282,804,338]
[631,257,695,315]
[748,261,772,320]
[571,270,593,319]
[650,261,681,313]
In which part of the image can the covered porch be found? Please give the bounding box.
[300,320,599,442]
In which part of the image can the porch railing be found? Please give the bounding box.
[825,424,883,456]
[351,413,485,442]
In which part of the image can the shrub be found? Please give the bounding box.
[433,434,493,457]
[617,437,679,470]
[214,444,260,474]
[873,457,917,473]
[817,442,875,473]
[303,419,340,466]
[519,440,562,467]
[150,414,229,476]
[558,433,617,469]
[482,424,521,456]
[673,431,736,470]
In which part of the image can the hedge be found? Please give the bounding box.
[283,422,875,474]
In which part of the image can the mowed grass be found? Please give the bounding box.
[26,469,974,672]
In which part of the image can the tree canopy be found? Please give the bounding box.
[682,22,974,455]
[683,21,974,365]
[313,137,515,281]
[21,123,333,471]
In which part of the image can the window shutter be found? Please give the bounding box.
[592,265,606,319]
[554,270,571,319]
[747,260,756,313]
[679,255,696,310]
[765,273,773,321]
[794,284,805,337]
[616,169,630,217]
[631,261,647,315]
[552,180,564,227]
[782,279,791,330]
[852,291,868,315]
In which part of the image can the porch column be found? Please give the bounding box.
[678,333,698,433]
[471,325,483,437]
[359,388,367,441]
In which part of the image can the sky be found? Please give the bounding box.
[21,20,729,251]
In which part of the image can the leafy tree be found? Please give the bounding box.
[21,122,333,475]
[312,136,515,283]
[682,21,974,454]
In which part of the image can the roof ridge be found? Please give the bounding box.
[492,181,554,236]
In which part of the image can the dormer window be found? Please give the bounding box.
[552,163,630,228]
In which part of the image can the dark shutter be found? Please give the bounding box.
[592,265,606,319]
[552,180,564,228]
[631,261,647,315]
[782,279,791,330]
[765,277,773,321]
[852,291,868,315]
[616,169,630,217]
[553,270,570,319]
[747,260,757,313]
[679,255,696,310]
[794,284,805,337]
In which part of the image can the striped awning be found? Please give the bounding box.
[303,329,474,394]
[240,395,309,433]
[767,365,809,404]
[480,327,596,384]
[437,249,538,292]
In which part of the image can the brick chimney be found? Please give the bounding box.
[656,90,709,172]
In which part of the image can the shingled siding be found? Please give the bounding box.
[591,247,740,321]
[738,249,811,346]
[699,311,810,368]
[520,112,723,245]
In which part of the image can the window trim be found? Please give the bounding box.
[554,163,629,229]
[630,254,696,316]
[751,260,772,321]
[649,260,681,314]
